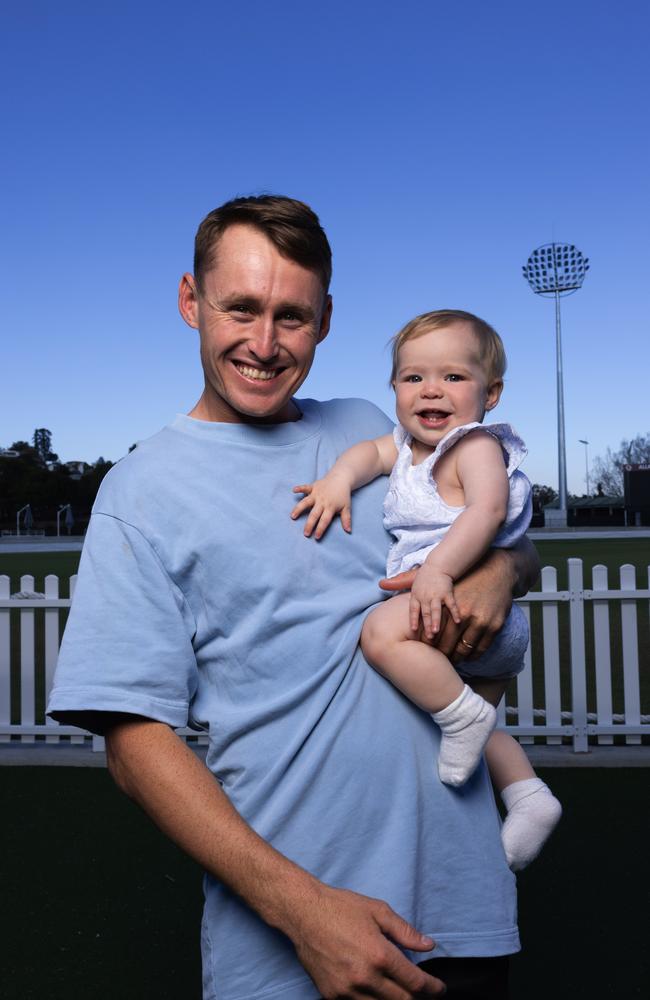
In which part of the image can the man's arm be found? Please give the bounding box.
[105,715,445,999]
[380,537,539,664]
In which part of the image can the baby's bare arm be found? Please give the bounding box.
[423,432,509,582]
[409,434,509,637]
[291,434,397,539]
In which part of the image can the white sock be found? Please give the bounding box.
[500,778,562,871]
[433,685,497,787]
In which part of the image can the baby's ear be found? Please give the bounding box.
[485,380,503,410]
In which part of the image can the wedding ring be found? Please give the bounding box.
[460,638,475,650]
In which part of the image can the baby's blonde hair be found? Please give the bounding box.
[389,309,507,387]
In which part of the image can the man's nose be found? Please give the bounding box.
[248,315,279,361]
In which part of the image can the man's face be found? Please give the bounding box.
[179,224,332,424]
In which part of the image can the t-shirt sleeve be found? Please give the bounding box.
[47,512,199,732]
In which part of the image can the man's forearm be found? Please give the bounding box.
[506,535,540,596]
[105,716,444,998]
[105,717,320,935]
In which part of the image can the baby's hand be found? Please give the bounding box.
[291,474,353,539]
[409,564,461,639]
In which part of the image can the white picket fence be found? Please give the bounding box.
[1,559,648,753]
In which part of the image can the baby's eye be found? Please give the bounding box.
[404,374,422,383]
[444,373,464,382]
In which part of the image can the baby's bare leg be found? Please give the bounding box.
[362,594,464,710]
[362,596,496,786]
[470,679,562,870]
[470,680,535,788]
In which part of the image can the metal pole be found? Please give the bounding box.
[57,504,69,537]
[579,440,589,495]
[555,289,568,514]
[16,504,29,537]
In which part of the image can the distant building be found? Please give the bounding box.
[623,464,650,526]
[543,496,625,528]
[64,461,88,481]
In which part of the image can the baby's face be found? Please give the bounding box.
[393,321,502,461]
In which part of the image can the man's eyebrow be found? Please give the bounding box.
[275,300,316,320]
[218,293,262,309]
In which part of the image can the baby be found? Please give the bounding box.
[291,309,561,871]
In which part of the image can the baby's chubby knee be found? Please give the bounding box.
[361,598,407,667]
[360,609,386,666]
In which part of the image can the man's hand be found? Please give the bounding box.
[291,884,445,999]
[291,474,353,539]
[409,564,460,640]
[380,546,532,665]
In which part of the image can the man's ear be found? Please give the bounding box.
[485,379,503,411]
[178,273,200,329]
[316,294,333,344]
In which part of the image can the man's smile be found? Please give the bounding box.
[233,362,285,382]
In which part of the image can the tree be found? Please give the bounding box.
[591,433,650,496]
[9,440,38,460]
[531,483,557,513]
[32,428,58,466]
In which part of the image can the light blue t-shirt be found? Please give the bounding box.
[48,398,519,1000]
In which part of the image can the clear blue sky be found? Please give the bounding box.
[2,0,648,493]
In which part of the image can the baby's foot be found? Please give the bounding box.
[433,686,497,787]
[501,779,562,871]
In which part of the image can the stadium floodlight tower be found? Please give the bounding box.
[522,242,589,526]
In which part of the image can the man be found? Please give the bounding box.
[49,195,538,999]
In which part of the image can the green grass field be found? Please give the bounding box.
[2,536,648,597]
[0,765,647,999]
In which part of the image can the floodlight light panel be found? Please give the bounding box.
[523,241,589,295]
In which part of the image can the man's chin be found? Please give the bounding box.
[225,391,301,425]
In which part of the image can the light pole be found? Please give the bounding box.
[523,242,589,526]
[579,439,590,496]
[57,504,72,537]
[16,503,32,536]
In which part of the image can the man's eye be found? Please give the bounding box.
[231,304,251,315]
[278,311,301,323]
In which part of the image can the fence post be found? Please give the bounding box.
[44,575,60,744]
[568,559,588,751]
[0,576,10,743]
[592,565,613,745]
[620,564,641,745]
[515,603,534,743]
[541,566,562,745]
[19,575,36,744]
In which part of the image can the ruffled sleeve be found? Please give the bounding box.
[430,422,527,478]
[393,422,410,449]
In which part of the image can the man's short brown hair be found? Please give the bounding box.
[193,195,332,294]
[389,309,507,386]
